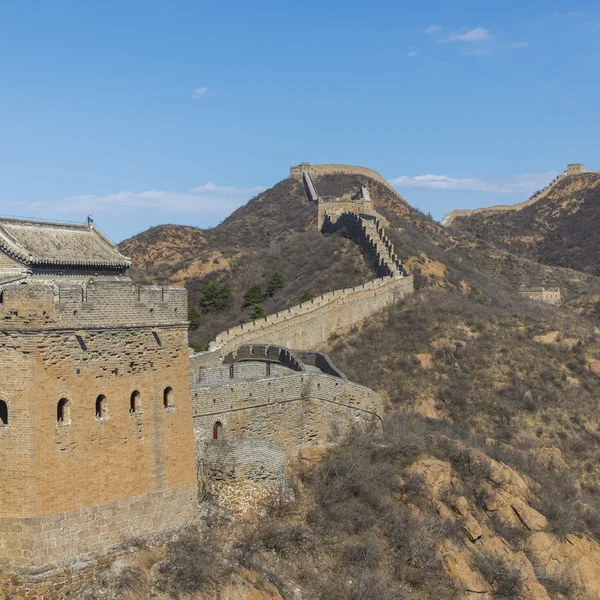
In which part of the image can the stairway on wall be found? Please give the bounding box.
[298,170,406,278]
[303,171,319,202]
[361,215,406,277]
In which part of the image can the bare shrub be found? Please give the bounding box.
[115,566,147,596]
[474,554,528,598]
[158,529,231,597]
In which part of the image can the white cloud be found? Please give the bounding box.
[464,47,491,56]
[425,24,441,33]
[510,41,530,48]
[388,171,558,195]
[407,50,419,57]
[191,182,265,196]
[192,87,208,99]
[552,10,585,17]
[444,27,491,42]
[14,183,266,224]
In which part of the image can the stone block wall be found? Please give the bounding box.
[192,369,383,460]
[290,162,398,195]
[209,275,413,355]
[201,437,286,484]
[0,279,197,572]
[0,484,196,570]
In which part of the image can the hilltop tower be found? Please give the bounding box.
[567,163,585,175]
[0,218,197,574]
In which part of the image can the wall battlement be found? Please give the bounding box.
[442,164,600,227]
[206,274,413,356]
[290,162,398,194]
[0,279,188,330]
[519,286,561,305]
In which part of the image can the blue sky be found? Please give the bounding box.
[1,1,599,241]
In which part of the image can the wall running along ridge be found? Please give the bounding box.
[0,279,197,573]
[290,162,400,195]
[323,212,406,277]
[441,164,600,227]
[206,275,413,356]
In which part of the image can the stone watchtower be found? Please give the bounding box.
[567,163,585,175]
[0,218,197,574]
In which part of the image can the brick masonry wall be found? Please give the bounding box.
[290,163,399,195]
[0,484,196,570]
[192,370,383,460]
[0,278,198,570]
[0,279,187,330]
[209,275,413,355]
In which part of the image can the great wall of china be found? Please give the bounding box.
[0,164,415,596]
[441,163,600,227]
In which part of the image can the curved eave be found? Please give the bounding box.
[31,259,131,269]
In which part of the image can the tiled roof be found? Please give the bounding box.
[0,218,131,268]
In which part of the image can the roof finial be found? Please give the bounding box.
[87,216,94,229]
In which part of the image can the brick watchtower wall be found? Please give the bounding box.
[0,279,197,573]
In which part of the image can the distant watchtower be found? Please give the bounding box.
[567,163,585,175]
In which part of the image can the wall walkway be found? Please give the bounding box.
[204,274,413,356]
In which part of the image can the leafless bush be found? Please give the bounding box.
[474,554,528,598]
[157,529,232,597]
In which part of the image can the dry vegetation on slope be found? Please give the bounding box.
[448,172,600,274]
[99,168,600,598]
[119,173,418,348]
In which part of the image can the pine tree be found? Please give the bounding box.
[299,289,314,304]
[200,282,220,313]
[200,282,233,313]
[188,307,201,330]
[243,283,266,308]
[267,271,285,296]
[215,284,233,310]
[250,304,266,320]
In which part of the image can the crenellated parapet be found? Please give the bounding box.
[205,274,413,356]
[0,279,188,330]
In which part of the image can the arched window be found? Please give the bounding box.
[0,400,8,426]
[163,387,173,408]
[213,421,223,440]
[130,390,140,414]
[95,395,107,419]
[57,398,69,423]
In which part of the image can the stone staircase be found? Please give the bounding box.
[298,167,407,278]
[362,215,406,277]
[303,171,319,202]
[323,212,406,278]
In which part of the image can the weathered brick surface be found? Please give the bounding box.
[0,279,197,571]
[192,367,383,460]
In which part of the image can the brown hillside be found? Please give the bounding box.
[119,173,417,348]
[100,166,600,598]
[120,169,600,348]
[448,172,600,274]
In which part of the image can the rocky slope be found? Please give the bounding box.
[446,172,600,274]
[107,165,600,598]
